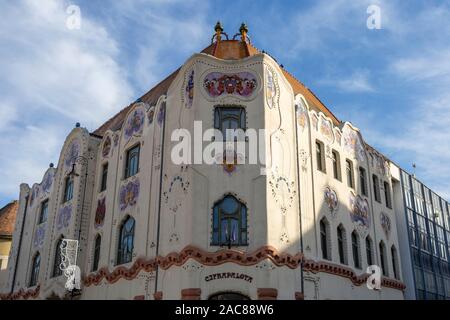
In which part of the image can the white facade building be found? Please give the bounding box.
[0,25,407,300]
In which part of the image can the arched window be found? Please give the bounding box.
[92,234,101,272]
[337,224,347,264]
[351,231,361,269]
[52,236,64,277]
[320,218,330,260]
[379,241,388,276]
[391,245,399,279]
[366,236,374,266]
[211,195,247,246]
[214,106,246,140]
[29,252,40,287]
[117,216,135,265]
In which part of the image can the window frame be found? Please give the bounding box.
[63,176,74,203]
[384,181,392,209]
[359,167,368,197]
[38,199,49,224]
[52,236,64,277]
[125,144,140,179]
[373,174,381,203]
[346,159,354,189]
[92,234,101,272]
[316,140,326,173]
[213,106,246,141]
[366,236,374,266]
[320,218,331,260]
[337,224,347,265]
[352,231,361,269]
[379,241,388,276]
[332,150,341,181]
[29,252,40,287]
[100,162,108,192]
[117,216,135,265]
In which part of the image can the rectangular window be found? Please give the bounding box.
[63,177,73,203]
[373,174,381,203]
[125,145,140,179]
[214,106,246,141]
[332,150,341,180]
[384,181,392,208]
[316,140,325,173]
[359,167,368,196]
[100,163,108,192]
[39,200,48,224]
[346,159,354,188]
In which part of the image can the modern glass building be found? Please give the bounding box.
[398,170,450,299]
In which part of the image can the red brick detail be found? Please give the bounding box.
[154,291,163,300]
[181,288,201,300]
[295,292,304,300]
[257,288,278,300]
[133,295,145,300]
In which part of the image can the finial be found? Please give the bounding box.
[215,21,223,42]
[49,163,54,168]
[239,22,248,42]
[75,122,80,128]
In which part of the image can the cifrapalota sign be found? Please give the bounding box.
[204,272,253,283]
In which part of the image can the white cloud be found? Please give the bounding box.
[319,70,375,92]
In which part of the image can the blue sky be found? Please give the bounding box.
[1,0,450,207]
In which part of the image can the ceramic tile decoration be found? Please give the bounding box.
[203,72,257,98]
[119,179,140,211]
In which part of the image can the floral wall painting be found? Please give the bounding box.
[33,223,46,248]
[113,133,119,147]
[380,212,391,238]
[41,171,54,194]
[320,118,334,144]
[29,184,40,207]
[335,130,342,146]
[102,136,112,158]
[147,107,155,125]
[265,66,277,109]
[343,125,365,162]
[64,139,80,170]
[157,102,166,126]
[57,205,72,230]
[119,179,140,211]
[185,69,194,108]
[163,174,190,204]
[295,101,308,131]
[324,186,339,217]
[311,114,319,131]
[349,192,370,235]
[124,108,145,141]
[203,71,257,99]
[95,197,106,228]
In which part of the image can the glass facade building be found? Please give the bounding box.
[400,170,450,299]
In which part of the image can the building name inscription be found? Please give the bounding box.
[204,272,253,283]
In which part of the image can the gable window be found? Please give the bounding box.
[92,234,101,272]
[52,237,64,277]
[39,200,49,224]
[100,163,108,192]
[373,175,381,203]
[359,167,368,196]
[366,236,374,266]
[379,241,388,276]
[320,218,331,260]
[332,150,341,180]
[211,195,248,246]
[29,252,40,287]
[117,216,135,265]
[337,224,347,264]
[346,159,354,188]
[316,140,325,173]
[125,145,140,179]
[352,231,361,269]
[214,106,246,141]
[63,177,74,203]
[384,181,392,209]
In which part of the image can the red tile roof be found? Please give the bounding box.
[0,200,18,237]
[92,39,340,136]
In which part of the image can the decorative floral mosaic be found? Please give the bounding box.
[324,186,339,217]
[371,152,389,177]
[41,170,54,194]
[349,192,370,231]
[296,101,308,130]
[265,66,277,109]
[157,102,166,126]
[380,212,391,238]
[113,133,119,147]
[343,126,365,162]
[29,184,40,207]
[269,170,296,214]
[57,205,72,230]
[33,223,46,248]
[102,136,111,158]
[311,114,318,130]
[203,72,257,98]
[95,197,106,228]
[124,108,145,141]
[64,139,80,169]
[320,118,334,144]
[163,174,190,204]
[147,107,155,125]
[119,179,140,211]
[185,69,194,108]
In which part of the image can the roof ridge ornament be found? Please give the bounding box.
[233,22,251,44]
[211,21,229,44]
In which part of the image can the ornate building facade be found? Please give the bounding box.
[0,24,412,300]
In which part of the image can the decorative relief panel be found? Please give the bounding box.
[102,136,111,158]
[324,186,339,218]
[349,191,370,236]
[342,125,365,162]
[119,178,140,212]
[265,65,279,109]
[57,205,72,230]
[41,170,54,194]
[33,223,46,248]
[295,100,308,131]
[380,212,391,239]
[124,107,145,142]
[95,197,106,228]
[203,71,257,99]
[184,69,194,108]
[320,117,334,144]
[157,102,166,126]
[64,139,80,170]
[147,106,155,125]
